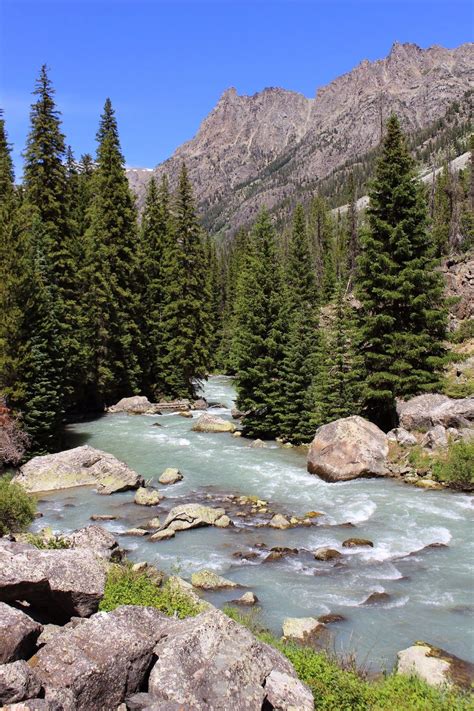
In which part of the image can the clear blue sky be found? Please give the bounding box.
[1,0,472,177]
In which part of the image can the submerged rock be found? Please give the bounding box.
[307,416,389,482]
[178,410,193,418]
[108,395,162,415]
[250,439,267,448]
[396,642,474,689]
[14,445,144,495]
[362,591,391,605]
[134,487,163,506]
[0,603,43,664]
[397,394,474,431]
[318,613,346,625]
[0,540,106,622]
[89,514,117,522]
[0,660,42,705]
[191,570,238,590]
[147,608,313,710]
[158,468,183,485]
[191,414,236,433]
[342,538,374,548]
[282,617,325,643]
[314,548,342,561]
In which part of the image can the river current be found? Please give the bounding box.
[33,376,474,672]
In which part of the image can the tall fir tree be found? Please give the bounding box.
[232,210,286,438]
[159,164,211,398]
[346,171,359,279]
[84,98,142,407]
[309,195,336,301]
[358,115,447,429]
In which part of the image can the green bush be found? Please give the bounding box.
[24,531,70,549]
[0,476,36,536]
[99,565,204,619]
[432,440,474,490]
[223,607,473,711]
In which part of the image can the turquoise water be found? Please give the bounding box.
[33,376,474,672]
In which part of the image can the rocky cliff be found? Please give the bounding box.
[128,42,474,235]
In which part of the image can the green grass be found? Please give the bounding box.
[24,531,71,549]
[432,440,474,490]
[224,607,474,711]
[99,564,204,619]
[0,476,36,536]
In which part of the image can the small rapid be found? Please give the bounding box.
[33,376,474,671]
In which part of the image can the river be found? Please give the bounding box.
[32,376,474,672]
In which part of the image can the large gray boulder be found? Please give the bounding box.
[0,603,43,663]
[397,394,474,431]
[396,642,474,689]
[192,414,236,433]
[0,540,106,621]
[148,608,313,710]
[307,415,389,482]
[160,503,228,533]
[0,660,42,705]
[14,445,144,495]
[31,606,174,711]
[65,525,120,561]
[108,395,161,414]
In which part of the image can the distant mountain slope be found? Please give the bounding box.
[128,42,474,236]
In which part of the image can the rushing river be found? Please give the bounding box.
[33,376,474,672]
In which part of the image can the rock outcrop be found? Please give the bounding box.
[0,540,106,621]
[397,394,474,431]
[0,603,43,664]
[14,445,144,495]
[191,414,236,433]
[65,525,121,561]
[147,608,313,710]
[0,660,42,705]
[397,642,474,689]
[307,415,389,482]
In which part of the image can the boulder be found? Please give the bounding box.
[397,394,474,431]
[178,410,193,418]
[134,487,163,506]
[387,427,418,447]
[363,591,391,605]
[192,398,208,410]
[0,661,42,705]
[231,591,259,606]
[232,430,242,437]
[415,479,444,490]
[268,514,291,529]
[14,445,144,495]
[160,503,226,533]
[318,614,346,625]
[124,528,149,537]
[214,514,231,528]
[191,414,236,433]
[282,617,325,643]
[421,425,449,450]
[231,408,244,419]
[191,570,238,590]
[250,439,266,448]
[158,468,183,485]
[0,603,43,663]
[31,606,175,711]
[314,548,342,561]
[66,525,120,560]
[148,608,313,710]
[89,514,117,522]
[150,529,175,541]
[145,517,161,530]
[342,538,373,548]
[307,416,389,482]
[396,642,474,689]
[108,395,162,414]
[0,540,106,622]
[165,576,210,611]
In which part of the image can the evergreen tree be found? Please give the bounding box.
[358,115,447,429]
[309,195,336,301]
[159,164,211,398]
[346,171,359,278]
[84,98,141,407]
[217,228,249,373]
[205,234,223,371]
[311,286,363,426]
[138,175,171,397]
[232,210,286,438]
[286,203,318,309]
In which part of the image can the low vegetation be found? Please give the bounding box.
[224,606,473,711]
[24,531,71,549]
[0,476,36,536]
[99,564,204,619]
[432,440,474,490]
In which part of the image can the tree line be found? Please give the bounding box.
[1,66,472,457]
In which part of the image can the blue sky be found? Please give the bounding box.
[1,0,472,176]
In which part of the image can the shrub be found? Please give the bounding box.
[0,406,30,467]
[223,607,473,711]
[432,440,474,490]
[0,476,36,536]
[99,564,203,618]
[24,531,70,549]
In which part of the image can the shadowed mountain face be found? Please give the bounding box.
[128,42,474,236]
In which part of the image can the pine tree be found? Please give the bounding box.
[159,164,211,398]
[311,285,363,426]
[346,171,359,278]
[286,203,318,309]
[84,98,141,407]
[358,115,447,429]
[309,195,336,301]
[205,234,223,371]
[138,175,171,397]
[232,210,286,438]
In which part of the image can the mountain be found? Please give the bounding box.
[128,42,474,237]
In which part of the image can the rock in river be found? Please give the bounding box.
[158,468,183,485]
[307,415,389,482]
[396,642,474,689]
[14,445,144,495]
[159,503,228,534]
[314,548,342,561]
[282,617,326,643]
[134,487,163,506]
[107,395,162,414]
[191,413,236,433]
[191,570,238,590]
[342,538,374,548]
